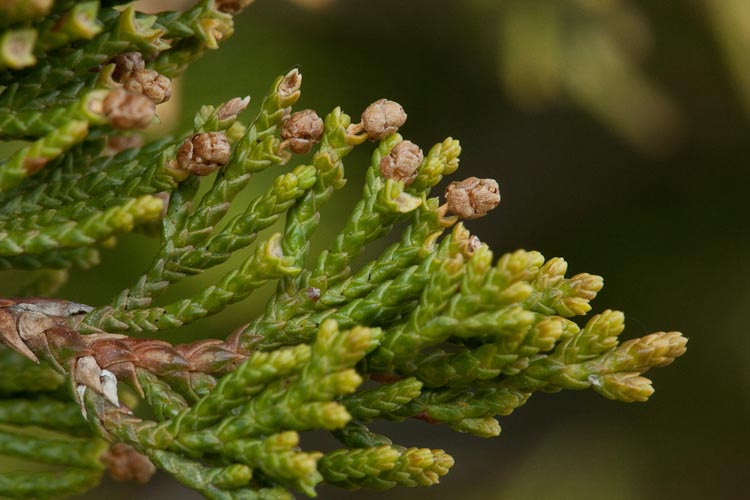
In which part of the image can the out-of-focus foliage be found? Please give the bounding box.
[299,0,748,155]
[488,0,748,153]
[491,0,681,154]
[703,0,750,112]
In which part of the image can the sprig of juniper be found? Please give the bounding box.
[0,1,687,499]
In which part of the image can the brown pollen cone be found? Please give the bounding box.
[177,132,231,176]
[445,177,500,219]
[124,69,172,104]
[110,52,145,83]
[103,89,156,131]
[380,140,423,185]
[281,109,324,154]
[361,99,407,140]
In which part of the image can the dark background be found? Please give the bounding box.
[11,0,750,498]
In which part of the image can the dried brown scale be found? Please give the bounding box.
[103,89,156,131]
[83,336,244,396]
[220,326,245,356]
[280,109,324,154]
[140,338,242,374]
[123,338,194,377]
[173,338,245,374]
[43,326,93,367]
[0,298,247,407]
[360,99,407,140]
[0,308,30,360]
[110,52,145,83]
[0,301,108,403]
[177,132,231,176]
[74,355,104,393]
[87,336,245,380]
[380,140,423,185]
[444,177,501,219]
[124,69,172,104]
[17,310,56,341]
[102,443,156,484]
[86,336,141,389]
[0,300,267,472]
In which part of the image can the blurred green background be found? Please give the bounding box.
[6,0,749,498]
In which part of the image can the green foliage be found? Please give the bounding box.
[0,1,686,499]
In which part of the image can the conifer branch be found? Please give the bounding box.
[0,1,687,498]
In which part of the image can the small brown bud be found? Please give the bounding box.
[379,140,423,185]
[361,99,407,140]
[177,132,231,176]
[123,69,172,104]
[110,52,145,83]
[102,443,156,484]
[103,89,156,130]
[280,109,324,154]
[278,68,302,100]
[445,177,501,219]
[217,96,250,121]
[215,0,255,14]
[23,157,48,175]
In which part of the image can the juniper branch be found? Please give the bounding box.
[0,2,687,498]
